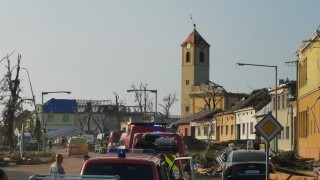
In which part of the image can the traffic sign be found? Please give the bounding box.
[255,114,283,141]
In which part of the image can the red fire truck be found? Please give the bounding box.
[81,148,195,180]
[119,122,167,149]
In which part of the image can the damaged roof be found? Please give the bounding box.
[173,109,223,125]
[231,88,271,112]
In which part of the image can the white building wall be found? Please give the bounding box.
[191,120,216,141]
[236,108,257,140]
[270,87,296,151]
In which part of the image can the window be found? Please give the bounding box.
[286,126,289,139]
[231,125,234,135]
[282,94,286,109]
[221,126,223,135]
[298,57,307,88]
[299,110,309,138]
[186,52,190,63]
[199,52,204,63]
[277,96,280,110]
[273,97,276,110]
[204,126,209,135]
[186,80,189,85]
[185,106,189,112]
[250,122,253,134]
[226,125,229,135]
[63,115,69,122]
[197,126,201,136]
[242,123,245,135]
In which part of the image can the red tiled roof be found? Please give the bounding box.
[180,28,210,48]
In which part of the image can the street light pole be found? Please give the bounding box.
[237,62,277,180]
[237,63,278,127]
[127,89,158,116]
[22,68,39,123]
[41,91,71,152]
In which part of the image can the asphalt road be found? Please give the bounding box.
[2,147,87,179]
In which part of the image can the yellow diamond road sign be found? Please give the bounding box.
[255,114,283,141]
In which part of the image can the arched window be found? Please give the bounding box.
[200,52,204,63]
[186,52,190,63]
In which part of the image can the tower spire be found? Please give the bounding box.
[190,14,196,29]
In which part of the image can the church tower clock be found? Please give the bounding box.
[180,26,210,118]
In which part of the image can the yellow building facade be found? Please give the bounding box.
[296,29,320,160]
[216,111,237,142]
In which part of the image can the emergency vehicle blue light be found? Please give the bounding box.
[118,149,126,158]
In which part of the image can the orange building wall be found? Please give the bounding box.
[177,124,191,137]
[216,112,236,142]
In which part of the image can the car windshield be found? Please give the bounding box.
[83,162,154,180]
[232,151,266,162]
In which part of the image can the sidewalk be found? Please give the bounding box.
[270,166,316,180]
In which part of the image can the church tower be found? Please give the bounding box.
[181,26,210,118]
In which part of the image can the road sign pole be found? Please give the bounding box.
[266,140,269,180]
[255,114,283,180]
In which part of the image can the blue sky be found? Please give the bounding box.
[0,1,319,116]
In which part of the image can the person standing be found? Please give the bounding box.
[49,154,65,175]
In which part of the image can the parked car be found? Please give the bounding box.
[221,150,275,180]
[67,136,89,156]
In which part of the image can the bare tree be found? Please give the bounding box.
[199,80,226,152]
[0,53,22,151]
[199,80,226,111]
[75,99,124,134]
[159,93,178,118]
[129,83,153,117]
[75,100,94,135]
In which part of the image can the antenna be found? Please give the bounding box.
[246,85,254,91]
[190,14,196,29]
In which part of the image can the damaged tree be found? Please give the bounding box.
[0,53,22,151]
[159,93,178,118]
[128,83,154,117]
